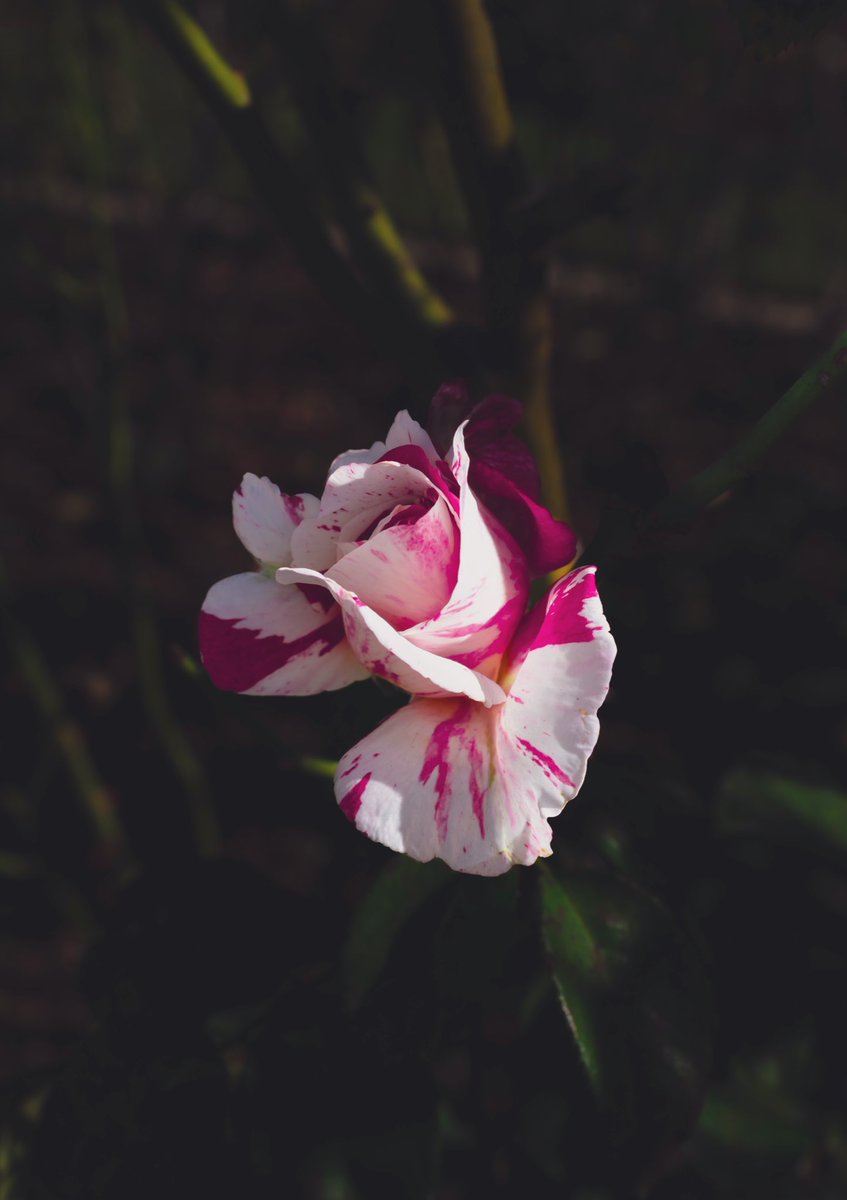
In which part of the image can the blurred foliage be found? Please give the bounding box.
[2,0,847,1197]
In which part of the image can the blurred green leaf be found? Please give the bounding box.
[343,857,452,1011]
[716,768,847,862]
[539,858,711,1183]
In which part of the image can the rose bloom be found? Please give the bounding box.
[200,392,615,875]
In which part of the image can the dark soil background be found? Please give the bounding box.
[2,1,847,1197]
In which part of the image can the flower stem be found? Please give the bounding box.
[429,0,569,523]
[0,559,131,876]
[643,331,847,534]
[589,329,847,565]
[130,0,453,381]
[265,4,454,335]
[64,1,220,859]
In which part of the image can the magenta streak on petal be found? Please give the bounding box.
[283,494,305,523]
[464,396,540,499]
[471,460,576,577]
[428,592,527,672]
[467,736,486,838]
[419,702,467,841]
[376,445,460,512]
[198,608,344,693]
[359,498,433,541]
[338,754,362,780]
[516,737,575,789]
[531,573,602,651]
[340,772,371,822]
[381,502,429,530]
[371,549,389,563]
[297,582,335,611]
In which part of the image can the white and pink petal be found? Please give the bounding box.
[384,410,439,462]
[327,494,458,628]
[199,571,368,696]
[334,698,555,875]
[289,458,438,572]
[404,422,529,676]
[275,567,505,707]
[498,566,616,817]
[232,474,319,567]
[461,396,577,576]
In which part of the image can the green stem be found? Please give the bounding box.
[131,1,377,330]
[64,1,220,858]
[588,330,847,565]
[265,4,454,335]
[132,0,449,378]
[430,0,569,521]
[0,559,131,874]
[643,331,847,533]
[175,648,338,781]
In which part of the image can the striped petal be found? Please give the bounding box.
[289,458,438,571]
[233,474,318,567]
[275,567,505,706]
[199,572,368,695]
[327,494,458,628]
[404,422,529,677]
[334,697,554,875]
[499,566,616,817]
[333,566,615,874]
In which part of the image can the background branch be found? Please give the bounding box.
[0,559,130,877]
[429,0,569,521]
[263,2,454,336]
[131,0,454,382]
[67,0,220,859]
[643,331,847,534]
[589,329,847,564]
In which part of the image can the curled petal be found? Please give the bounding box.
[233,474,318,566]
[327,495,458,628]
[291,459,440,572]
[384,410,439,462]
[462,396,577,575]
[200,572,368,695]
[405,422,528,676]
[275,567,505,707]
[334,698,555,875]
[499,566,616,817]
[325,409,437,478]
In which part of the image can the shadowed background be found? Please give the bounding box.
[2,1,847,1196]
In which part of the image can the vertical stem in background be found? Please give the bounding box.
[61,2,220,858]
[0,560,131,880]
[265,2,455,347]
[429,0,570,523]
[132,0,453,383]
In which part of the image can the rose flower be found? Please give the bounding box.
[200,393,615,874]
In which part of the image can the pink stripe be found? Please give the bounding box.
[419,702,466,841]
[516,737,574,788]
[376,444,460,513]
[340,772,371,822]
[199,608,345,693]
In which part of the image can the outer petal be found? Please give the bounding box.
[324,402,448,476]
[233,474,319,566]
[199,572,368,695]
[462,396,577,576]
[498,566,616,818]
[275,567,505,706]
[327,495,458,628]
[384,410,439,462]
[334,698,555,875]
[289,458,439,572]
[404,422,529,676]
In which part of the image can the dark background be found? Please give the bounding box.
[2,1,847,1196]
